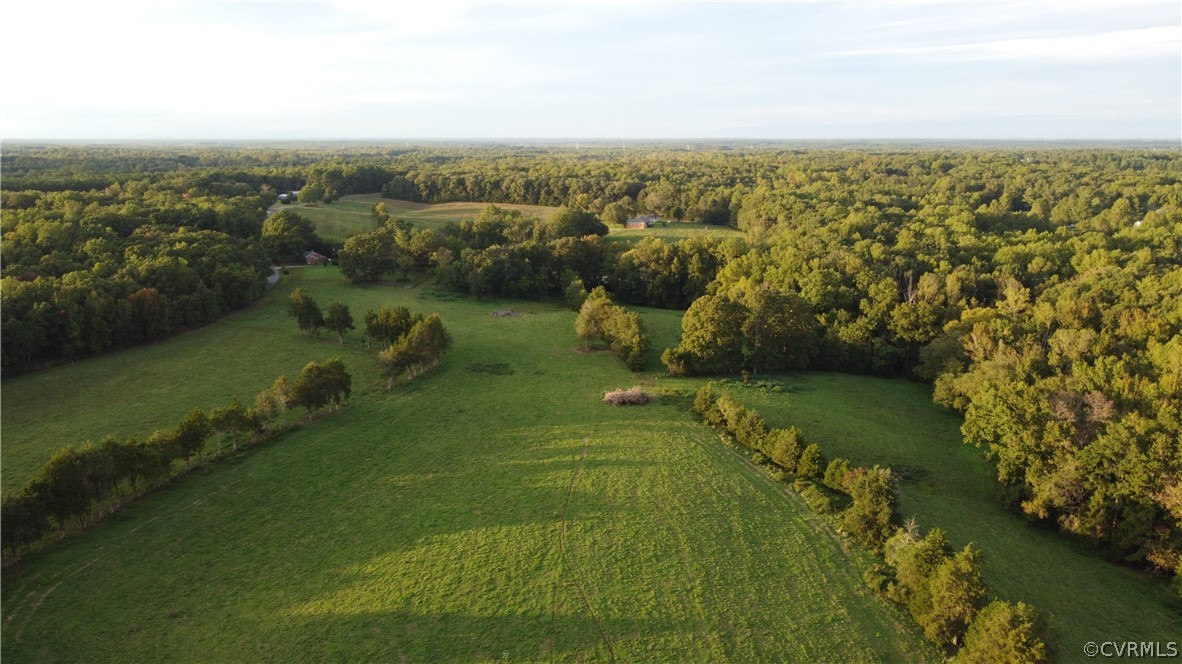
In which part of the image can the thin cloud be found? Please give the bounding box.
[837,25,1180,60]
[2,1,1177,139]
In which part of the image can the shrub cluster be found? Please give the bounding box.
[795,479,834,514]
[690,384,1051,658]
[287,297,452,390]
[574,287,649,371]
[870,522,1051,660]
[602,387,651,406]
[369,306,450,388]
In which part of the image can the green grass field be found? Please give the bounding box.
[285,195,742,245]
[604,222,744,245]
[285,195,561,242]
[1,269,937,662]
[277,196,383,242]
[704,374,1182,659]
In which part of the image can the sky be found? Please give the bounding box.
[3,0,1180,140]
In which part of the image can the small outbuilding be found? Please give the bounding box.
[304,250,329,265]
[625,215,658,229]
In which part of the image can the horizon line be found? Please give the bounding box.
[6,137,1180,145]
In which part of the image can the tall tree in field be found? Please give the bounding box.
[290,359,352,418]
[288,288,324,337]
[378,338,416,389]
[575,287,614,350]
[319,359,352,411]
[601,201,630,226]
[663,294,746,374]
[604,308,649,371]
[573,288,649,371]
[413,314,452,366]
[324,300,354,344]
[297,184,324,205]
[378,314,451,387]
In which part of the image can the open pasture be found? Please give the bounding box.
[1,269,935,662]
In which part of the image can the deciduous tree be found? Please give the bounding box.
[324,300,355,344]
[338,228,398,283]
[288,288,324,337]
[955,600,1050,663]
[290,359,352,418]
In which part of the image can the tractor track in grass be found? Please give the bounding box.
[552,440,617,663]
[709,433,930,662]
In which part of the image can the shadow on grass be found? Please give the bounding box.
[271,607,672,662]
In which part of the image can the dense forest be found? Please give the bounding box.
[3,141,1180,585]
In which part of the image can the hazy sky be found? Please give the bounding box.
[4,1,1180,139]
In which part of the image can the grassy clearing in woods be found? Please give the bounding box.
[288,194,741,245]
[701,373,1182,657]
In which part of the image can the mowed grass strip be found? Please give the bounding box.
[604,221,744,245]
[707,373,1182,658]
[1,269,936,662]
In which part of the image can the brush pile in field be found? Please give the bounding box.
[602,387,650,406]
[489,309,519,317]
